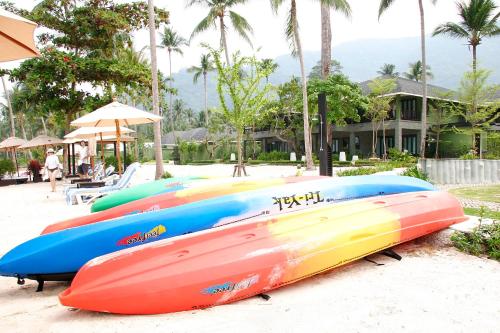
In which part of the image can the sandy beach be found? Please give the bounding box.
[0,164,498,333]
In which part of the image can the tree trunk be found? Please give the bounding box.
[204,72,209,125]
[19,115,32,160]
[168,49,176,140]
[372,121,376,158]
[41,117,48,135]
[1,76,15,137]
[219,16,231,65]
[147,0,165,179]
[321,3,333,150]
[292,0,314,170]
[435,130,440,159]
[382,118,387,160]
[237,130,243,177]
[472,44,477,74]
[418,0,428,159]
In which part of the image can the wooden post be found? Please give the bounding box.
[100,132,105,172]
[115,119,122,175]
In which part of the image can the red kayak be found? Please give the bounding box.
[59,191,465,314]
[42,177,320,234]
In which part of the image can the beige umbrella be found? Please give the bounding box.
[71,101,161,174]
[0,136,27,176]
[19,134,63,149]
[0,8,40,62]
[65,126,135,175]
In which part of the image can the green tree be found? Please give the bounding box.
[187,0,253,65]
[377,63,399,77]
[365,78,397,158]
[380,0,438,158]
[259,58,279,83]
[188,54,215,125]
[433,0,500,73]
[259,77,305,154]
[209,48,275,176]
[456,68,500,156]
[159,26,188,135]
[404,60,434,82]
[6,0,168,132]
[270,0,313,169]
[428,91,456,158]
[308,74,368,146]
[309,59,343,79]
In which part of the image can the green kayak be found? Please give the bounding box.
[90,177,202,213]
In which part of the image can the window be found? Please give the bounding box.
[402,135,417,155]
[332,139,339,153]
[401,99,419,120]
[355,136,360,150]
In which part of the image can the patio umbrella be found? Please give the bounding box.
[0,8,40,62]
[71,101,161,174]
[0,136,27,176]
[65,126,135,174]
[19,134,63,150]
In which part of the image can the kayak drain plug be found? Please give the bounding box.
[17,276,25,285]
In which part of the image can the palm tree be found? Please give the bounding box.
[320,1,351,79]
[270,0,315,169]
[159,26,188,136]
[147,0,164,179]
[188,54,215,125]
[433,0,500,73]
[377,63,399,77]
[187,0,253,65]
[259,58,279,83]
[404,60,434,82]
[379,0,437,158]
[1,76,15,137]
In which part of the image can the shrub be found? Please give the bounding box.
[257,151,290,161]
[451,221,499,261]
[161,171,173,179]
[336,167,378,177]
[388,148,417,163]
[401,165,429,181]
[27,160,42,175]
[0,159,16,178]
[105,156,118,169]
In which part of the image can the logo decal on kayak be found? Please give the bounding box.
[202,275,259,295]
[117,224,167,246]
[273,191,324,211]
[165,182,182,188]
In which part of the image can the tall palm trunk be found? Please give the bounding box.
[41,117,48,135]
[1,76,15,137]
[168,49,176,139]
[435,130,440,159]
[320,3,333,147]
[203,71,209,126]
[418,0,428,159]
[292,0,313,170]
[219,16,231,65]
[147,0,165,179]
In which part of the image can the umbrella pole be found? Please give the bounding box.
[100,132,105,173]
[115,119,122,175]
[13,148,19,177]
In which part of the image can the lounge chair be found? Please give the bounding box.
[63,165,115,195]
[66,162,140,205]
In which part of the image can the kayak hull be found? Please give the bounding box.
[0,176,435,279]
[89,177,203,213]
[42,176,319,234]
[59,191,466,314]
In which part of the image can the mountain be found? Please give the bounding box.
[172,35,500,112]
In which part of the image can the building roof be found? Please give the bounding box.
[359,76,453,99]
[161,127,236,145]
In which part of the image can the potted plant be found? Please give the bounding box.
[28,160,42,182]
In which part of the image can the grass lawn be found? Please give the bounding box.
[449,185,500,203]
[463,207,500,220]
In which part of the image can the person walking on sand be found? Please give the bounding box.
[77,140,90,178]
[44,148,60,192]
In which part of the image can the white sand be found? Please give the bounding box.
[0,164,499,333]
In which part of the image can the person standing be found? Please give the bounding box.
[77,140,90,178]
[44,148,60,192]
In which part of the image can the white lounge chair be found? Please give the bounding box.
[66,162,140,205]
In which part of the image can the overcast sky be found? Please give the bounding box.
[5,0,499,76]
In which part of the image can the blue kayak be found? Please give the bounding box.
[0,176,434,282]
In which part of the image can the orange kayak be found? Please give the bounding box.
[59,191,465,314]
[42,176,320,234]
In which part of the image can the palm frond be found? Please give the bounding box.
[229,10,254,47]
[378,0,395,19]
[433,22,469,38]
[321,0,352,18]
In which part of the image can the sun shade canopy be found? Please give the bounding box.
[70,102,162,127]
[0,8,40,62]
